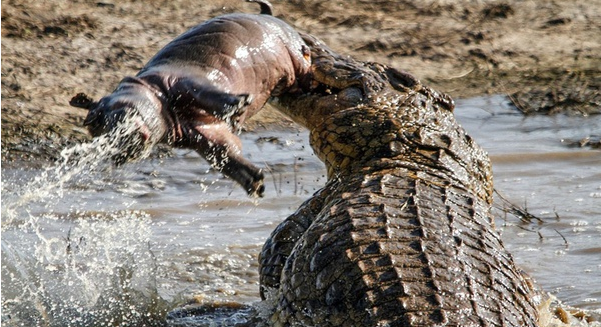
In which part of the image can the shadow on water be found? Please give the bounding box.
[2,95,600,326]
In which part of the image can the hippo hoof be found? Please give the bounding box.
[246,171,265,197]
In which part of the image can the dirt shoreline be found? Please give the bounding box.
[2,0,600,163]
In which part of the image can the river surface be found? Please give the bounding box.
[2,95,600,326]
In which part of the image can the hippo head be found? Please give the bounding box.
[70,80,168,164]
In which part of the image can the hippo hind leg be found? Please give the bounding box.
[192,123,265,197]
[219,150,265,197]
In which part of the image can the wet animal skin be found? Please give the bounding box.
[260,33,541,326]
[70,0,311,197]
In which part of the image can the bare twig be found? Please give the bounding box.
[294,157,299,196]
[262,162,281,196]
[554,229,569,248]
[493,188,544,224]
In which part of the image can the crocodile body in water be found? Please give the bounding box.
[259,34,541,326]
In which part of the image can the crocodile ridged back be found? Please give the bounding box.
[263,37,540,326]
[271,172,539,326]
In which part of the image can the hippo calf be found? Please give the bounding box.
[71,0,311,196]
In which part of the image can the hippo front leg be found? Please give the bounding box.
[190,123,265,197]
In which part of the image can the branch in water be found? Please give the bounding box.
[493,188,544,224]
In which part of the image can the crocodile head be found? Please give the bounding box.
[271,32,493,203]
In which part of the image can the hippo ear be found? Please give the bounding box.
[70,93,97,110]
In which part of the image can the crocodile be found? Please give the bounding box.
[259,33,541,326]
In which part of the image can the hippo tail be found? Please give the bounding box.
[247,0,273,15]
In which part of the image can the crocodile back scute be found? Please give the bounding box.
[309,86,493,204]
[270,169,539,326]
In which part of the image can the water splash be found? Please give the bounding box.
[538,294,601,327]
[2,211,170,327]
[2,115,151,229]
[1,118,170,326]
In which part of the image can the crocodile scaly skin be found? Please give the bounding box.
[261,34,540,327]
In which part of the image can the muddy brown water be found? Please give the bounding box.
[1,95,600,326]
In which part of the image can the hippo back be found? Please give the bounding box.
[138,13,310,118]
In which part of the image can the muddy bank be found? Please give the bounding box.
[2,0,600,162]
